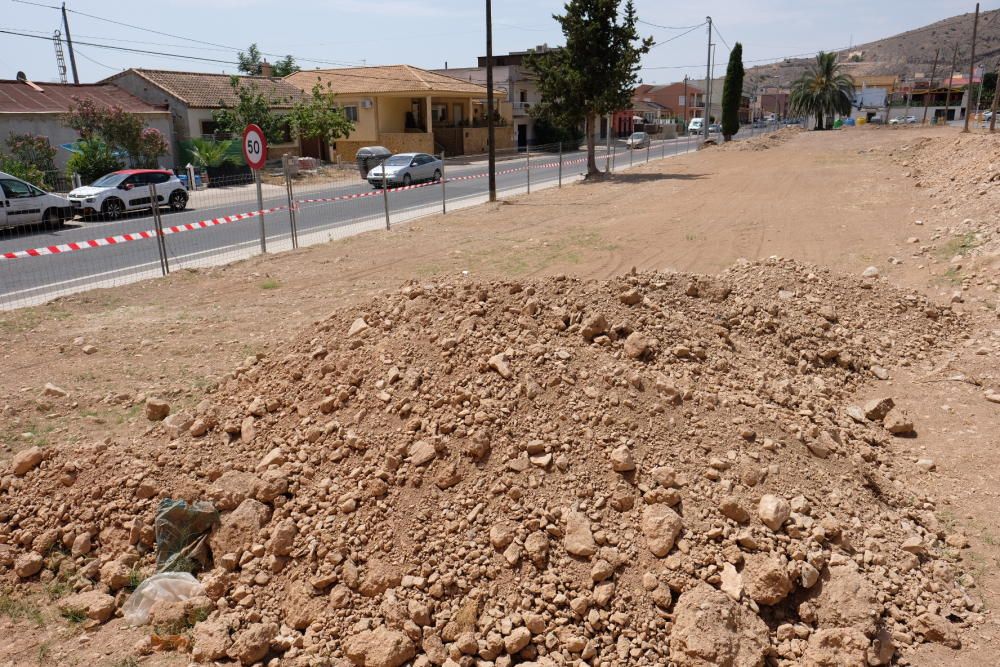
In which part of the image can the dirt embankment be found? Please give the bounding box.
[1,126,998,667]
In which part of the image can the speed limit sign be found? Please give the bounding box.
[242,124,267,170]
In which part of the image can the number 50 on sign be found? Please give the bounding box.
[242,124,268,170]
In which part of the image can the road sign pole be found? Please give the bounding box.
[440,151,446,214]
[646,139,651,164]
[255,170,267,254]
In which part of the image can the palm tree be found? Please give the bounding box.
[789,52,855,130]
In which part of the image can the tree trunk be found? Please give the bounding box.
[586,113,599,176]
[815,111,824,131]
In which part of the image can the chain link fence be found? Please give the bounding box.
[0,126,774,310]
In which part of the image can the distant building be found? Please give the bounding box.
[634,81,704,122]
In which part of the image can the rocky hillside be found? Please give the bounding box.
[748,8,1000,85]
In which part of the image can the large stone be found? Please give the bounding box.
[145,397,171,421]
[163,411,194,439]
[863,397,894,422]
[192,618,232,662]
[742,553,793,605]
[883,408,914,435]
[800,627,871,667]
[14,552,43,578]
[580,314,608,341]
[641,505,683,557]
[610,445,636,472]
[563,511,597,558]
[227,622,277,665]
[210,498,271,559]
[58,590,116,624]
[345,627,416,667]
[758,495,790,532]
[809,563,878,635]
[669,584,768,666]
[12,446,43,476]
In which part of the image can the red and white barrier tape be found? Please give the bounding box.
[0,206,286,261]
[0,156,593,261]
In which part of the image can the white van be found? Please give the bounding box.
[0,171,72,230]
[687,118,704,133]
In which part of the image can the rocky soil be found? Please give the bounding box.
[718,126,804,152]
[1,258,984,666]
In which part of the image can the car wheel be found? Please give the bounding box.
[102,198,124,221]
[402,173,412,186]
[42,208,64,230]
[433,169,441,182]
[169,190,188,212]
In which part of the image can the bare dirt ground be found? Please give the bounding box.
[1,125,998,666]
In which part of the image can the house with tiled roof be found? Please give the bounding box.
[102,68,306,165]
[285,65,512,159]
[0,73,174,170]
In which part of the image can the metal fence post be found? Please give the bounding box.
[662,133,666,159]
[440,151,446,214]
[526,149,531,194]
[254,169,267,254]
[646,140,651,164]
[612,142,617,172]
[382,165,390,231]
[148,183,169,276]
[283,156,298,249]
[558,142,563,188]
[629,140,633,168]
[605,126,611,173]
[186,163,197,192]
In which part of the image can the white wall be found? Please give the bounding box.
[0,112,174,170]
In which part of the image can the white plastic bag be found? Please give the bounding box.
[121,572,205,626]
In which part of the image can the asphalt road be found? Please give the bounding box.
[0,135,708,307]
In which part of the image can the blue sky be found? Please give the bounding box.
[2,0,995,85]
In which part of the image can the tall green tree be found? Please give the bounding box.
[527,0,653,176]
[287,82,355,145]
[213,77,289,145]
[789,52,855,130]
[720,43,745,141]
[238,43,299,77]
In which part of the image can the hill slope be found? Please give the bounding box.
[748,8,1000,86]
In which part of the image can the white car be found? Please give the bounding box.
[0,171,72,229]
[69,169,188,220]
[367,153,442,188]
[687,118,704,133]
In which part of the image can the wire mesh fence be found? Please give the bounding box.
[0,127,764,310]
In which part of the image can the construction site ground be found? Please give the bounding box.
[1,125,998,667]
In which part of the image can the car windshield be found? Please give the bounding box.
[630,133,645,139]
[384,156,413,167]
[91,173,126,187]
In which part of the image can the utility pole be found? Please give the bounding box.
[703,16,712,140]
[485,0,496,201]
[943,43,959,125]
[683,76,688,131]
[963,2,980,133]
[990,58,999,132]
[921,48,940,125]
[61,2,79,84]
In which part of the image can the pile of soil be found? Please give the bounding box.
[1,259,981,666]
[720,127,804,152]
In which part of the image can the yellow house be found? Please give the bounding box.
[285,65,513,159]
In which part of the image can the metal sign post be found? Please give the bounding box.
[526,149,531,194]
[243,124,269,254]
[283,155,298,249]
[148,184,169,275]
[558,143,563,188]
[382,167,390,231]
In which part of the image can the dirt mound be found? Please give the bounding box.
[1,259,981,666]
[720,126,803,152]
[885,133,999,266]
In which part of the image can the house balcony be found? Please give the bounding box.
[511,101,531,116]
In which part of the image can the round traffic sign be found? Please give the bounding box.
[242,124,268,170]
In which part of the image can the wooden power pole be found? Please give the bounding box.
[943,43,959,124]
[485,0,496,201]
[921,48,940,125]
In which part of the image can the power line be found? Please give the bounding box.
[651,23,705,49]
[638,19,705,30]
[74,47,117,71]
[712,23,731,52]
[11,0,366,67]
[1,29,241,64]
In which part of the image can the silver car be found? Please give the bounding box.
[367,152,442,188]
[625,131,650,149]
